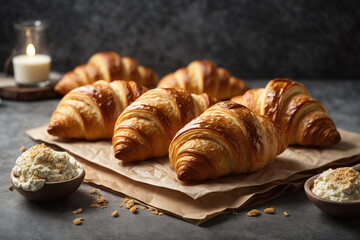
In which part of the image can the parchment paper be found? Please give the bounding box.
[26,126,360,224]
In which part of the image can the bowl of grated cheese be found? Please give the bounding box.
[10,144,85,203]
[304,166,360,217]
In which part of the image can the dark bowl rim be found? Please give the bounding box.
[304,173,360,206]
[10,168,85,187]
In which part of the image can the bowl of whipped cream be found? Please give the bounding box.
[304,166,360,217]
[10,143,85,203]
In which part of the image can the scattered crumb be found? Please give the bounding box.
[232,212,238,215]
[90,195,108,208]
[283,211,289,217]
[90,203,100,208]
[130,206,137,214]
[89,189,98,194]
[76,193,167,220]
[9,185,14,191]
[126,200,135,209]
[72,217,84,225]
[72,208,82,214]
[264,207,276,214]
[19,146,26,152]
[111,210,119,218]
[148,207,163,216]
[247,209,261,217]
[96,195,107,204]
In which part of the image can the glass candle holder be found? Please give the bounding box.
[12,20,51,87]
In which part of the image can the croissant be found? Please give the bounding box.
[112,88,217,162]
[231,78,341,147]
[157,60,248,100]
[48,80,148,140]
[54,51,158,95]
[169,101,288,182]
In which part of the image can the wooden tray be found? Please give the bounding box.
[0,73,62,100]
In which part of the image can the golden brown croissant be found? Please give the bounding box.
[231,78,341,147]
[112,88,217,162]
[157,60,248,100]
[54,51,158,95]
[48,80,148,140]
[169,101,288,182]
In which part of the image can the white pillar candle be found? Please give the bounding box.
[12,54,51,85]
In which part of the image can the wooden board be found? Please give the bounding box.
[0,85,61,100]
[0,73,62,100]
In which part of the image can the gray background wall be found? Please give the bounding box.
[1,0,360,79]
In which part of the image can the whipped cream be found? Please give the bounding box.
[12,144,83,192]
[312,167,360,202]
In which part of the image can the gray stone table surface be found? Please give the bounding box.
[1,79,360,239]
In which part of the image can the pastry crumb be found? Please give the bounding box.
[19,146,26,152]
[72,208,82,214]
[247,209,261,217]
[9,185,14,191]
[96,195,107,204]
[130,206,137,214]
[89,189,98,194]
[119,205,123,208]
[126,200,135,209]
[90,195,107,208]
[148,207,163,216]
[90,203,100,208]
[283,211,289,217]
[264,207,276,214]
[232,212,238,215]
[123,198,130,203]
[72,217,84,225]
[140,206,145,210]
[89,195,107,207]
[111,210,119,218]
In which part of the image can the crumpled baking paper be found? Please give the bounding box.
[27,126,360,224]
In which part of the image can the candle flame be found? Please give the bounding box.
[26,44,36,57]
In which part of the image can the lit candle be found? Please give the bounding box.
[12,43,51,86]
